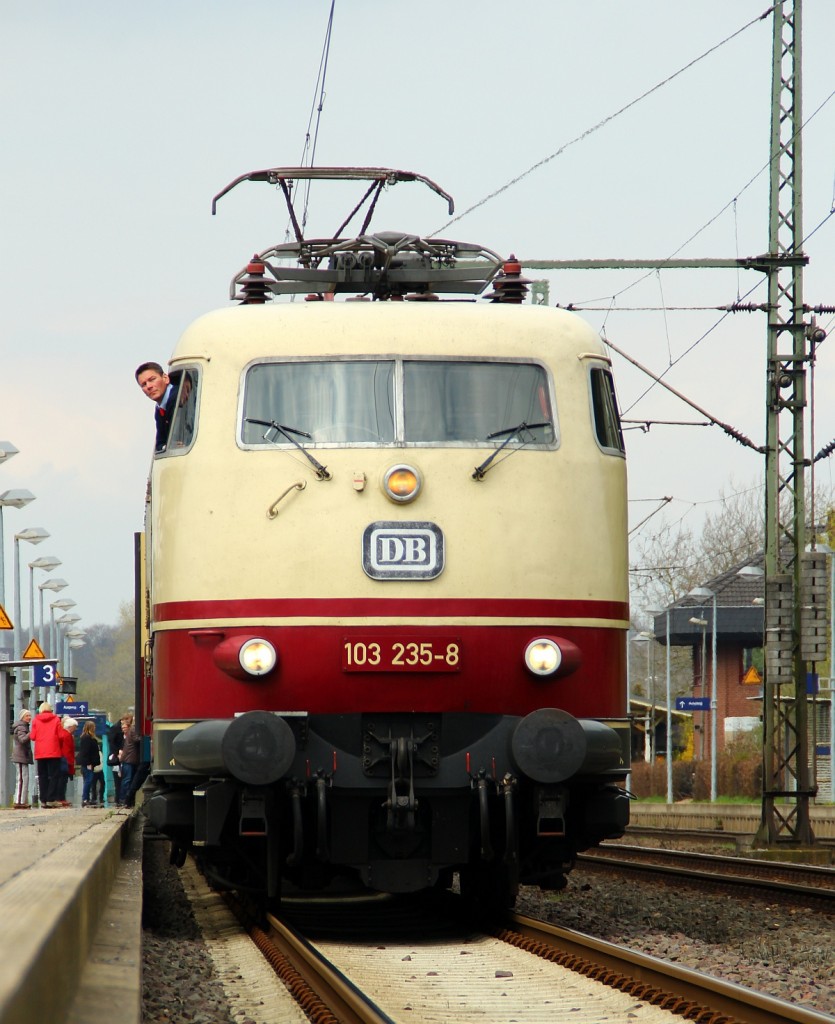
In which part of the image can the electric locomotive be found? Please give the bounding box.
[142,168,630,906]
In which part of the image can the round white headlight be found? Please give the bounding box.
[524,638,562,677]
[238,638,277,676]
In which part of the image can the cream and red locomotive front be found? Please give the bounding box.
[142,168,630,906]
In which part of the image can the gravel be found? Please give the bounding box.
[142,836,238,1024]
[142,835,835,1021]
[516,863,835,1016]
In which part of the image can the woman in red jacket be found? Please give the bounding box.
[29,702,64,808]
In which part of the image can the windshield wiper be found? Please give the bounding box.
[246,418,332,480]
[472,421,550,480]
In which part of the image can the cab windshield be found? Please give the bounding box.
[241,359,555,446]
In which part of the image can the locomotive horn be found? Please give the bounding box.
[172,711,296,786]
[510,708,622,784]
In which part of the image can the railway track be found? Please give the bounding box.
[227,888,834,1024]
[580,844,835,904]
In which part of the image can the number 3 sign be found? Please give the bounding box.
[33,662,58,687]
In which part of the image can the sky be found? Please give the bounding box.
[2,1,835,634]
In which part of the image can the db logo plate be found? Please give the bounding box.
[362,521,445,580]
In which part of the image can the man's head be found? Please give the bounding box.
[135,362,170,403]
[63,717,78,732]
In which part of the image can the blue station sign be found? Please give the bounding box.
[56,700,89,717]
[675,697,712,712]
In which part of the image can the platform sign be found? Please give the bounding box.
[57,700,89,717]
[675,696,712,712]
[33,661,59,687]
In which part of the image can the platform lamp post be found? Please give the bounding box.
[689,616,709,759]
[0,442,19,466]
[689,587,717,801]
[49,598,76,660]
[0,488,35,609]
[68,638,86,676]
[633,631,654,762]
[28,556,61,647]
[56,612,81,670]
[55,612,81,708]
[645,608,673,802]
[12,527,49,718]
[39,578,68,648]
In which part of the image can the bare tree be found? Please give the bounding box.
[629,477,763,628]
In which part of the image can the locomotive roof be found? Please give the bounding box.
[170,300,609,366]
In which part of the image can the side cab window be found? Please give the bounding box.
[589,367,625,455]
[164,368,200,453]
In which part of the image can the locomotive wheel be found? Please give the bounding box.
[459,860,519,915]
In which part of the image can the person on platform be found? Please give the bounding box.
[78,720,102,808]
[30,702,63,808]
[90,761,106,807]
[135,361,175,452]
[118,714,140,807]
[106,719,124,804]
[58,716,78,807]
[12,708,33,809]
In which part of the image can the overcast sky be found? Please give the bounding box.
[2,1,834,634]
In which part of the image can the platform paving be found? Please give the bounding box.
[0,805,140,1024]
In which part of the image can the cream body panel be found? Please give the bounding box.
[151,303,627,618]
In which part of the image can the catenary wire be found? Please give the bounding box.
[430,7,774,236]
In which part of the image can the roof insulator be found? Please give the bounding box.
[237,255,271,304]
[485,254,531,303]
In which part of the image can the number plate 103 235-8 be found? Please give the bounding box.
[342,637,461,672]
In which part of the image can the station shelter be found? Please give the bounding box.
[643,555,832,790]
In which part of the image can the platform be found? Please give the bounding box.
[0,805,141,1024]
[629,801,835,839]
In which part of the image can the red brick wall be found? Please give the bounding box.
[691,642,761,754]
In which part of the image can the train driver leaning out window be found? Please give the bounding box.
[135,361,175,452]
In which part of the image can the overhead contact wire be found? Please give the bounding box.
[431,6,774,235]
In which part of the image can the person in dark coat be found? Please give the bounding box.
[12,708,33,808]
[118,714,140,806]
[29,702,63,808]
[106,719,124,805]
[78,720,102,807]
[135,361,175,451]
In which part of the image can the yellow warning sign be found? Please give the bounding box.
[22,639,46,659]
[0,604,12,630]
[742,666,762,685]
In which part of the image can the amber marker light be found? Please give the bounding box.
[383,464,422,503]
